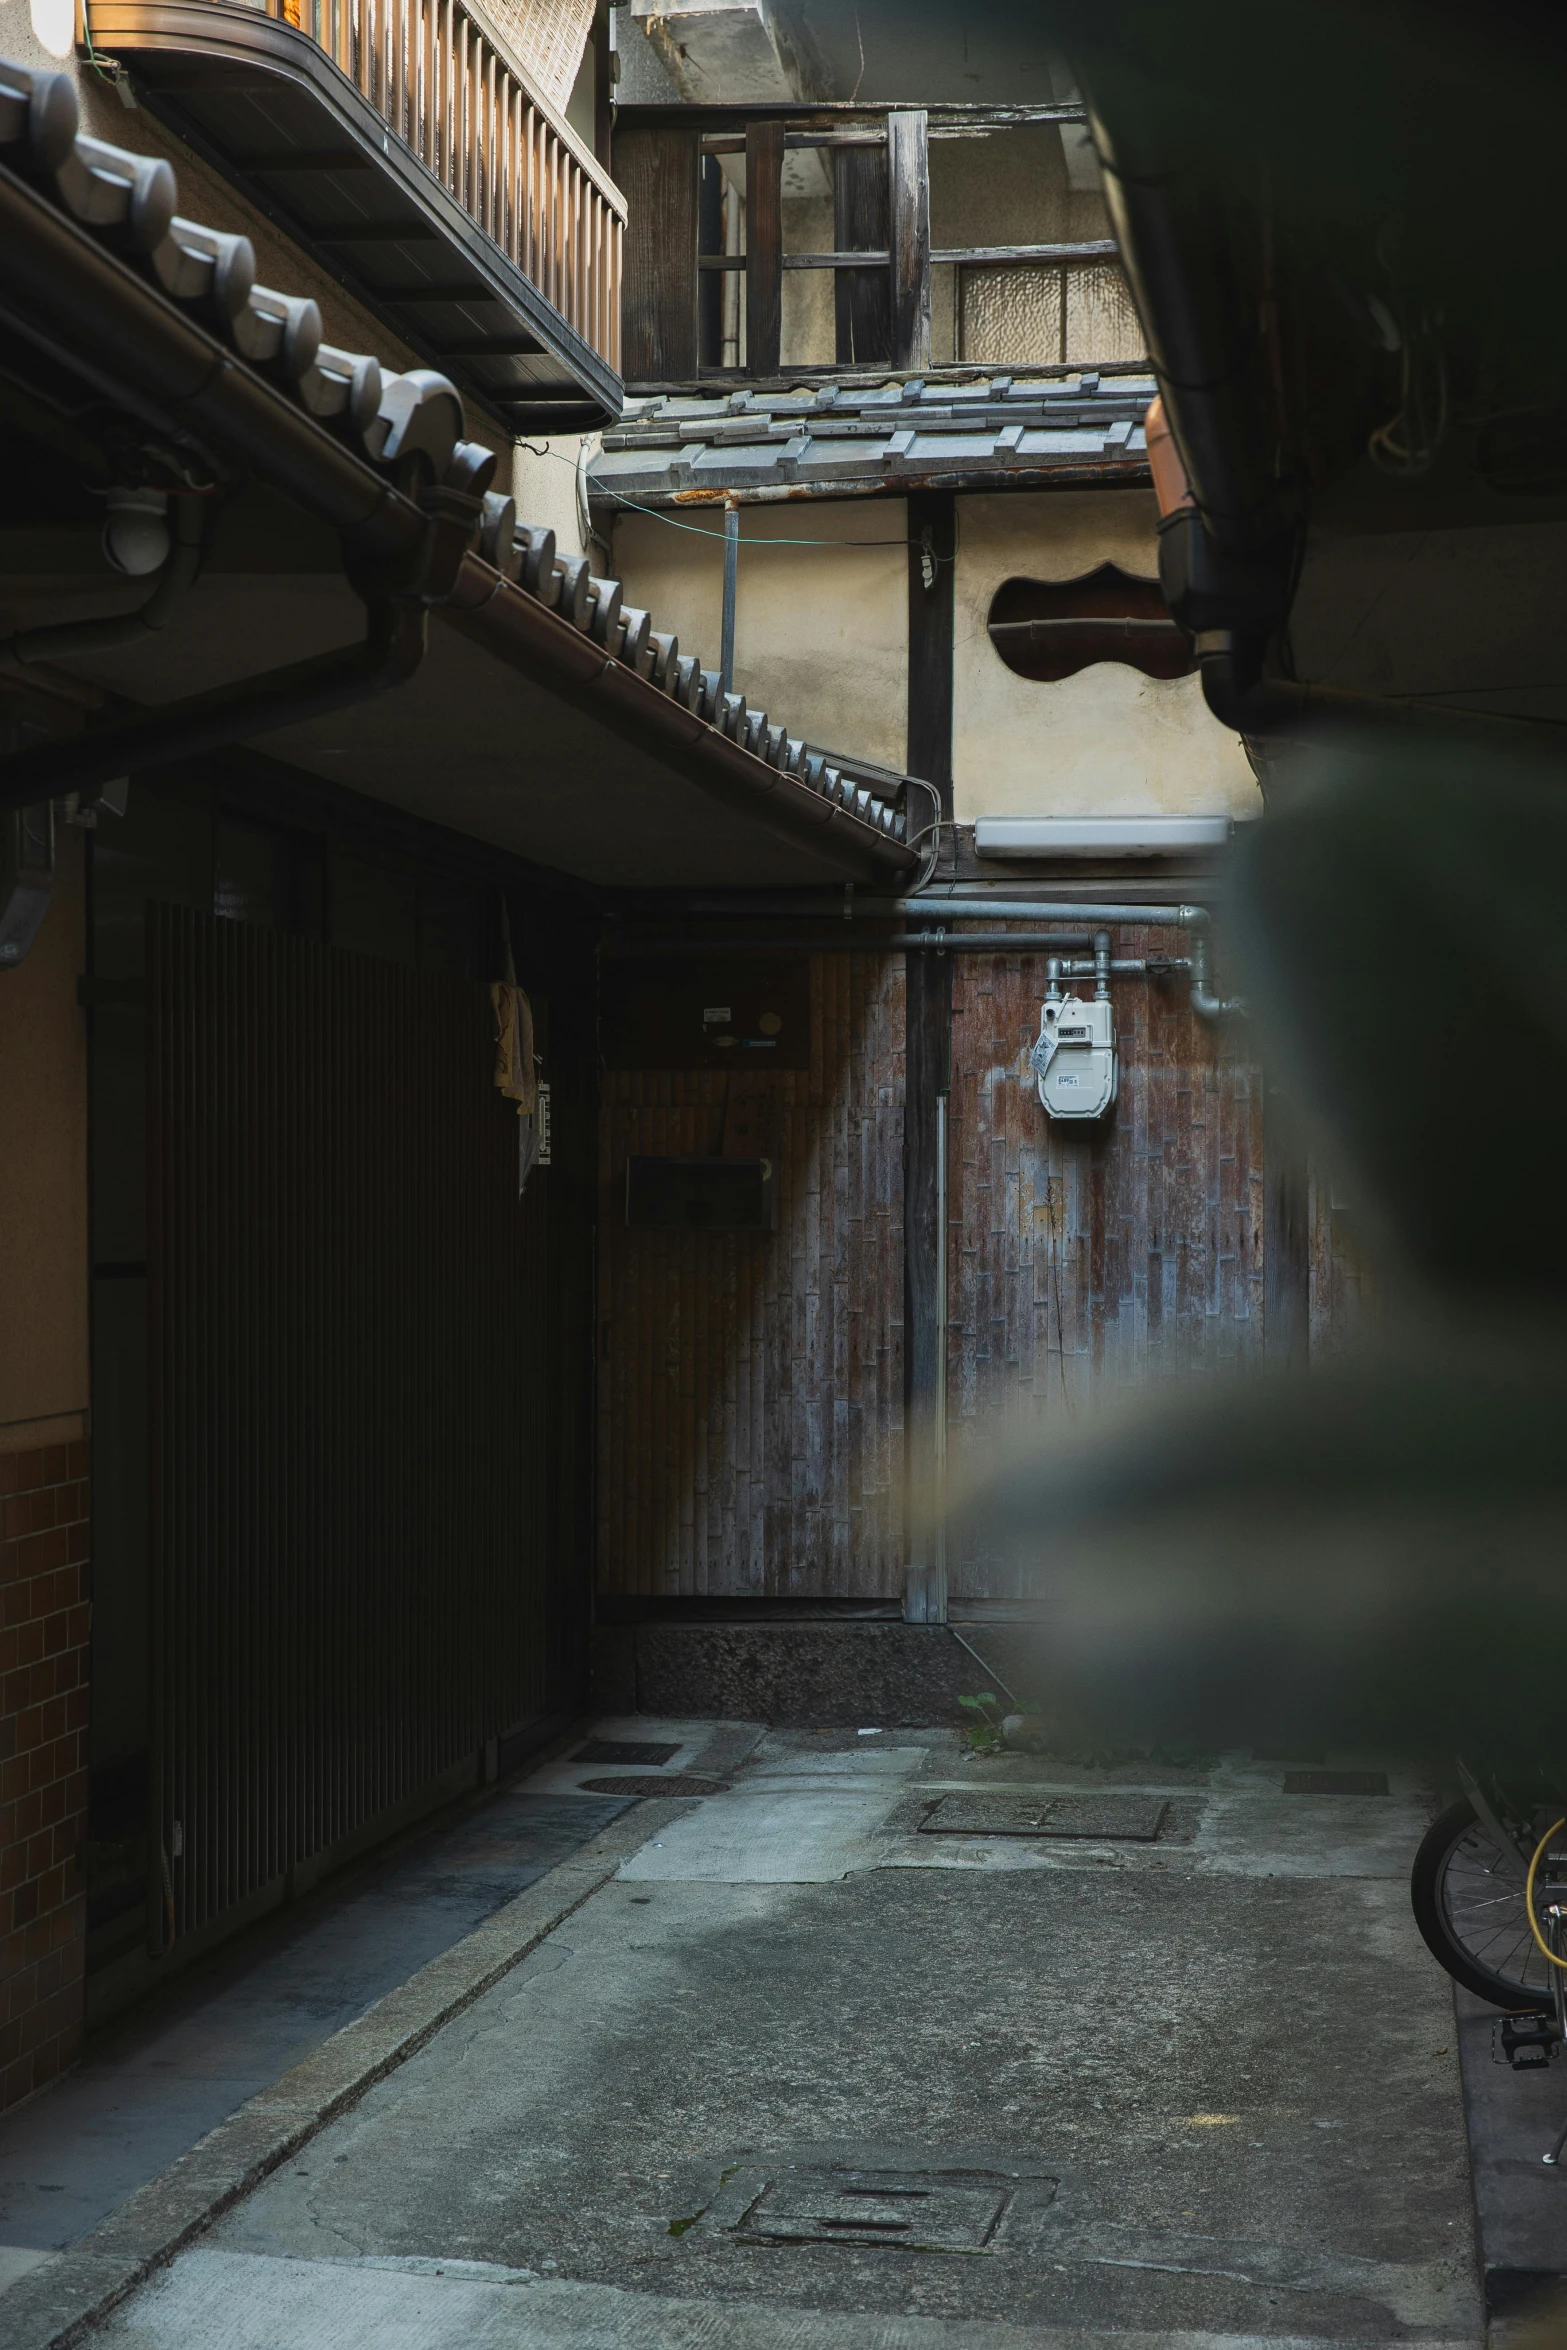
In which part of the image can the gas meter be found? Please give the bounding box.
[1030,938,1118,1121]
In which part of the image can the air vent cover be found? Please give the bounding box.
[626,1156,775,1232]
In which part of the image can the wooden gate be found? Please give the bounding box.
[146,906,567,1940]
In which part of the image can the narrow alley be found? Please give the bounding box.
[5,0,1567,2342]
[6,1721,1478,2348]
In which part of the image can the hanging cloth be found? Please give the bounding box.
[491,893,537,1116]
[490,980,537,1114]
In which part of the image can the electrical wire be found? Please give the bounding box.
[519,441,955,554]
[1524,1814,1567,1971]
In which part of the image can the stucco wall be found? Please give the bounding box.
[0,827,89,1441]
[609,499,909,772]
[952,489,1260,823]
[513,440,593,561]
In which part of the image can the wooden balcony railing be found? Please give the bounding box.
[265,0,623,371]
[615,101,1139,389]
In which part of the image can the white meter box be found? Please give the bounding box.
[1030,995,1117,1120]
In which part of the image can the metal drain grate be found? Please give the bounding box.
[735,2168,1014,2252]
[573,1739,682,1766]
[918,1793,1168,1841]
[1282,1770,1389,1796]
[577,1774,728,1797]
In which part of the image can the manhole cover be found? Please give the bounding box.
[577,1774,728,1796]
[735,2168,1013,2252]
[1282,1770,1389,1796]
[573,1739,682,1766]
[919,1793,1168,1840]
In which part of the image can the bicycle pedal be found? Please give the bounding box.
[1500,2014,1561,2070]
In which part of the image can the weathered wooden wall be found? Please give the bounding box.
[597,952,905,1597]
[597,933,1381,1607]
[1308,1167,1384,1361]
[945,930,1266,1599]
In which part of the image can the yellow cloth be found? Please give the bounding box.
[490,982,536,1114]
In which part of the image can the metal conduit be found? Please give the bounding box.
[673,896,1213,922]
[601,932,1188,957]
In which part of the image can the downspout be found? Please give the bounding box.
[0,601,427,811]
[1186,909,1245,1021]
[0,492,205,677]
[1149,397,1558,747]
[932,1081,950,1624]
[1088,96,1567,748]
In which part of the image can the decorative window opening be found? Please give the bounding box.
[987,563,1192,683]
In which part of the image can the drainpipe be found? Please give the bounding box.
[929,1085,950,1626]
[0,602,428,811]
[0,494,205,679]
[1088,98,1567,750]
[1186,909,1245,1021]
[720,496,739,698]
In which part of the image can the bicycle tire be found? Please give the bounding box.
[1411,1797,1553,2013]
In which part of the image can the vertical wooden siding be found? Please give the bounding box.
[1308,1168,1384,1361]
[946,931,1265,1598]
[597,952,905,1597]
[147,907,561,1939]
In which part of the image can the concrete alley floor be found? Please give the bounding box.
[0,1752,653,2282]
[81,1725,1479,2349]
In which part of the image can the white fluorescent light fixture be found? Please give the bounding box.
[973,815,1236,858]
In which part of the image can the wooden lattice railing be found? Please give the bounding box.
[269,0,624,368]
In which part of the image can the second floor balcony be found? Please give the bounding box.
[88,0,625,430]
[612,98,1145,393]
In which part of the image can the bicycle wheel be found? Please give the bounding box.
[1411,1798,1554,2012]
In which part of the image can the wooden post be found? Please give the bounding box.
[888,108,931,372]
[592,0,613,171]
[615,126,700,382]
[902,478,954,1623]
[745,119,785,376]
[903,949,951,1623]
[833,143,891,366]
[905,489,955,826]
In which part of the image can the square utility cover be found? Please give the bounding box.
[735,2168,1014,2252]
[573,1739,681,1766]
[919,1793,1169,1840]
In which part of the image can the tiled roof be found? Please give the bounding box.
[589,370,1156,506]
[0,55,915,867]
